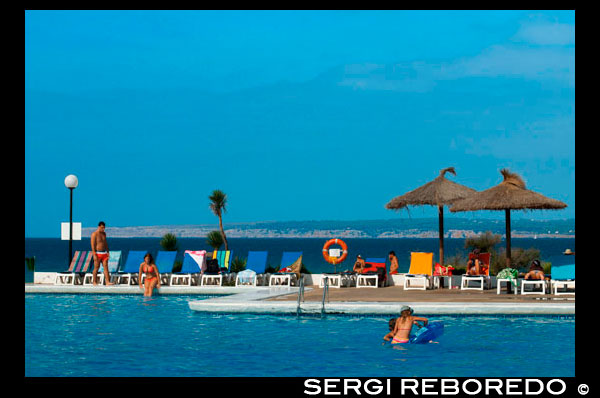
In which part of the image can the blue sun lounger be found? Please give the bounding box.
[170,250,206,286]
[116,251,147,285]
[235,251,268,286]
[551,263,575,295]
[201,250,234,286]
[154,251,177,286]
[269,251,303,286]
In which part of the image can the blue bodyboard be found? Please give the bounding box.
[409,321,444,344]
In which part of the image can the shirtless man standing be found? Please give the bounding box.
[91,221,114,285]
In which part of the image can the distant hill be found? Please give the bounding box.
[82,218,575,238]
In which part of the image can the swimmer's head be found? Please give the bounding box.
[400,305,414,317]
[388,318,397,331]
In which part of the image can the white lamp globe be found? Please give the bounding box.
[64,174,79,189]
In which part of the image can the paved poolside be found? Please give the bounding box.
[266,285,574,303]
[25,279,574,315]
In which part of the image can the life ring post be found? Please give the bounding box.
[322,238,349,274]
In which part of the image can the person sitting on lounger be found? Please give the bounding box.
[389,251,399,275]
[390,306,429,344]
[524,259,545,280]
[466,248,483,275]
[353,255,366,274]
[139,253,161,297]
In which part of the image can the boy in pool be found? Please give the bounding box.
[382,318,397,343]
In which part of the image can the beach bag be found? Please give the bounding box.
[206,258,220,274]
[376,267,386,286]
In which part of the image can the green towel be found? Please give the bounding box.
[497,268,518,287]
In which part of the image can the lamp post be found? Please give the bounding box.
[64,175,78,266]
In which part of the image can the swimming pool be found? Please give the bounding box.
[25,294,574,377]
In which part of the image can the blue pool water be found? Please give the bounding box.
[25,294,575,377]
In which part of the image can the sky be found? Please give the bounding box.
[25,10,575,237]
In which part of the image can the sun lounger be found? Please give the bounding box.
[54,251,93,285]
[496,268,519,295]
[153,251,177,286]
[115,251,147,285]
[83,251,122,285]
[236,251,268,286]
[403,252,436,290]
[201,250,234,286]
[550,263,575,295]
[356,258,387,288]
[521,278,548,294]
[269,252,303,287]
[461,253,491,290]
[170,250,206,286]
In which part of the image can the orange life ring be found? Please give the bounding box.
[322,238,348,265]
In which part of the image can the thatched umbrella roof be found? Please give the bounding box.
[385,167,477,268]
[386,167,477,209]
[450,168,567,269]
[449,169,567,212]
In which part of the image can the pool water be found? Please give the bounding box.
[25,294,575,377]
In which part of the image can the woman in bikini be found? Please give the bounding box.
[390,306,429,344]
[389,251,399,275]
[466,248,482,275]
[139,253,161,297]
[524,259,545,280]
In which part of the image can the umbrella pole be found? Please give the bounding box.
[505,209,512,268]
[438,205,444,268]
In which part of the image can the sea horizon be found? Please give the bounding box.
[24,217,575,239]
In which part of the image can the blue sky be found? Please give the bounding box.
[25,10,575,237]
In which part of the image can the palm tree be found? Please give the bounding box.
[209,189,229,250]
[206,230,224,250]
[160,233,178,251]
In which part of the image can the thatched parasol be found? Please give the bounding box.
[385,167,477,268]
[449,169,567,268]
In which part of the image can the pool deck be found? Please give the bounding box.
[26,282,574,316]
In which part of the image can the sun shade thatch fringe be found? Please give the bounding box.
[385,167,476,268]
[385,167,477,210]
[449,168,567,271]
[449,168,567,212]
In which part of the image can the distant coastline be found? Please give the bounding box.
[80,218,575,239]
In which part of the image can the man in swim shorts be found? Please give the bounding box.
[91,221,113,285]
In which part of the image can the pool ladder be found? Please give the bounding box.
[296,275,329,318]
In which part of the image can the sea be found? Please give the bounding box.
[24,237,575,283]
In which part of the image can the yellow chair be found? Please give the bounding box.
[403,252,436,290]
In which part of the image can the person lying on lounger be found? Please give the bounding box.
[524,259,545,280]
[139,253,161,297]
[390,306,429,344]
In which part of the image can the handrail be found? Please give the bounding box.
[296,275,305,316]
[321,276,329,318]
